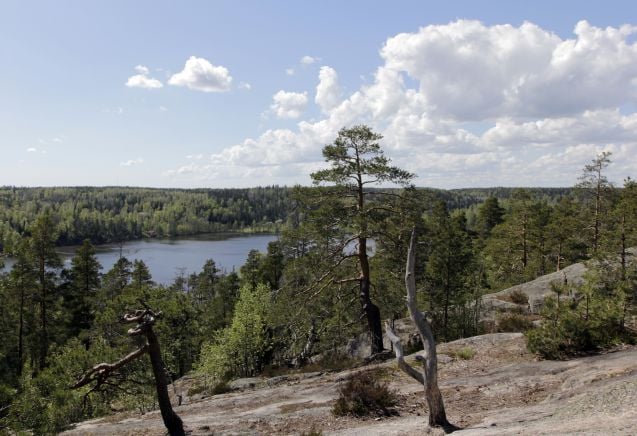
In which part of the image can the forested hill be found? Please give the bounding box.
[0,185,574,249]
[441,187,574,209]
[0,186,292,247]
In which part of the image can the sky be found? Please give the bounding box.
[2,0,637,189]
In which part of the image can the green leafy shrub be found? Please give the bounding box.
[332,370,397,417]
[197,284,273,383]
[7,339,117,434]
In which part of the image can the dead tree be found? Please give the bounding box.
[73,305,185,436]
[386,229,456,431]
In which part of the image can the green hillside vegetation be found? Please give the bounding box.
[0,186,293,250]
[0,185,577,253]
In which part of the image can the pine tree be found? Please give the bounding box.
[484,189,535,287]
[6,241,37,376]
[576,152,614,256]
[131,259,153,291]
[476,196,505,238]
[28,211,62,370]
[304,125,414,354]
[546,197,585,271]
[424,201,475,341]
[240,249,263,291]
[65,239,101,344]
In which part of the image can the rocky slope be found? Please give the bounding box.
[64,333,637,435]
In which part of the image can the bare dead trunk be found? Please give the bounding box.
[425,381,448,427]
[386,229,455,431]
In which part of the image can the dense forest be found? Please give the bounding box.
[0,186,293,250]
[0,128,635,433]
[0,185,573,253]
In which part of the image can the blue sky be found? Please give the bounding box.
[2,1,637,188]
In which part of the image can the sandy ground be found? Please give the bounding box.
[63,333,637,435]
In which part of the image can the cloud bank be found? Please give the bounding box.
[165,20,637,188]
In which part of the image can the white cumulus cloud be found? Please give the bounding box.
[168,56,233,92]
[300,55,319,65]
[120,158,144,167]
[270,90,308,119]
[381,20,637,120]
[125,65,163,89]
[162,20,637,188]
[315,66,342,113]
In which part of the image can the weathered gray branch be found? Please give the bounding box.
[385,324,424,384]
[73,345,148,389]
[386,228,452,430]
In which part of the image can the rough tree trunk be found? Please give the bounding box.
[359,233,384,354]
[360,276,384,354]
[146,328,184,435]
[386,229,455,431]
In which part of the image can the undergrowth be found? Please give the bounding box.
[332,370,397,417]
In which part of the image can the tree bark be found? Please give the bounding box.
[146,328,184,436]
[360,276,384,354]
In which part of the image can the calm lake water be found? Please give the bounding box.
[1,233,278,284]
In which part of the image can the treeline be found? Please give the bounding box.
[0,129,635,433]
[0,186,292,250]
[0,186,579,254]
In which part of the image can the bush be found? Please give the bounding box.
[450,346,475,360]
[509,289,529,305]
[197,284,273,382]
[526,269,635,359]
[497,313,535,332]
[332,370,396,417]
[301,351,359,373]
[7,339,118,433]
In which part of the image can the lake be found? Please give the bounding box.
[1,233,278,284]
